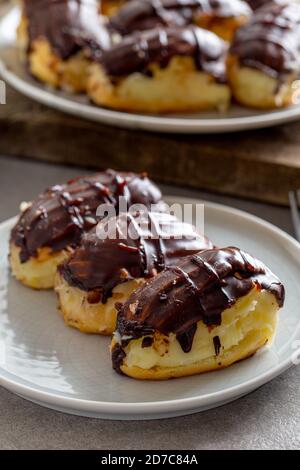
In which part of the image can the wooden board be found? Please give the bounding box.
[1,84,300,206]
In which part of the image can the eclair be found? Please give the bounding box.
[109,0,251,42]
[111,247,284,380]
[10,171,162,289]
[55,211,213,334]
[20,0,111,91]
[88,25,231,113]
[228,1,300,109]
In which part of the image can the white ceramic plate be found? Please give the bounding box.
[0,196,299,420]
[1,6,300,134]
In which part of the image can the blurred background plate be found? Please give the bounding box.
[0,197,299,420]
[1,6,300,134]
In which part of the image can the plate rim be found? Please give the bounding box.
[1,6,300,134]
[1,198,299,417]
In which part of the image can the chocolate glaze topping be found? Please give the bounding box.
[109,0,191,33]
[245,0,283,10]
[11,170,162,263]
[59,211,213,303]
[245,0,264,9]
[213,335,221,356]
[100,25,227,80]
[231,2,300,77]
[109,0,251,36]
[113,247,284,371]
[24,0,111,60]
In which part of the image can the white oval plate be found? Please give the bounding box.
[1,6,300,134]
[0,196,299,420]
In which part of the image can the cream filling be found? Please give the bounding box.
[120,289,279,370]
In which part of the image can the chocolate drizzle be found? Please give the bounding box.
[142,336,154,348]
[100,25,228,81]
[213,335,221,356]
[10,170,162,263]
[109,0,251,35]
[177,323,197,353]
[24,0,111,60]
[245,0,277,10]
[231,1,300,77]
[111,343,126,374]
[113,247,284,370]
[59,211,213,303]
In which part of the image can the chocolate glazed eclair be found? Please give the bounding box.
[10,171,162,289]
[111,247,284,380]
[88,25,231,113]
[55,211,213,334]
[109,0,251,42]
[19,0,111,91]
[228,1,300,109]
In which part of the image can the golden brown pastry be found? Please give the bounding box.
[55,211,213,334]
[10,171,162,289]
[228,1,300,109]
[20,0,111,91]
[101,0,126,16]
[88,25,231,113]
[111,247,284,380]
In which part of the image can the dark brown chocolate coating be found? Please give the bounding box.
[246,0,284,10]
[231,1,300,77]
[245,0,265,9]
[24,0,111,60]
[213,335,221,356]
[10,170,162,263]
[109,0,251,35]
[59,211,213,302]
[100,25,227,80]
[113,247,284,370]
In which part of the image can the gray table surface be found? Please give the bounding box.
[0,155,299,450]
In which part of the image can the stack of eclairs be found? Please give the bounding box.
[18,0,300,112]
[10,169,285,380]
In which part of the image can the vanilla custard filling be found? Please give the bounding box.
[120,289,278,370]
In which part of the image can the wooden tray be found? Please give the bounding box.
[1,85,300,206]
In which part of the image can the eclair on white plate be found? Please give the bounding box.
[55,211,213,334]
[228,2,300,109]
[111,247,284,380]
[19,0,110,91]
[88,25,231,113]
[10,171,162,289]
